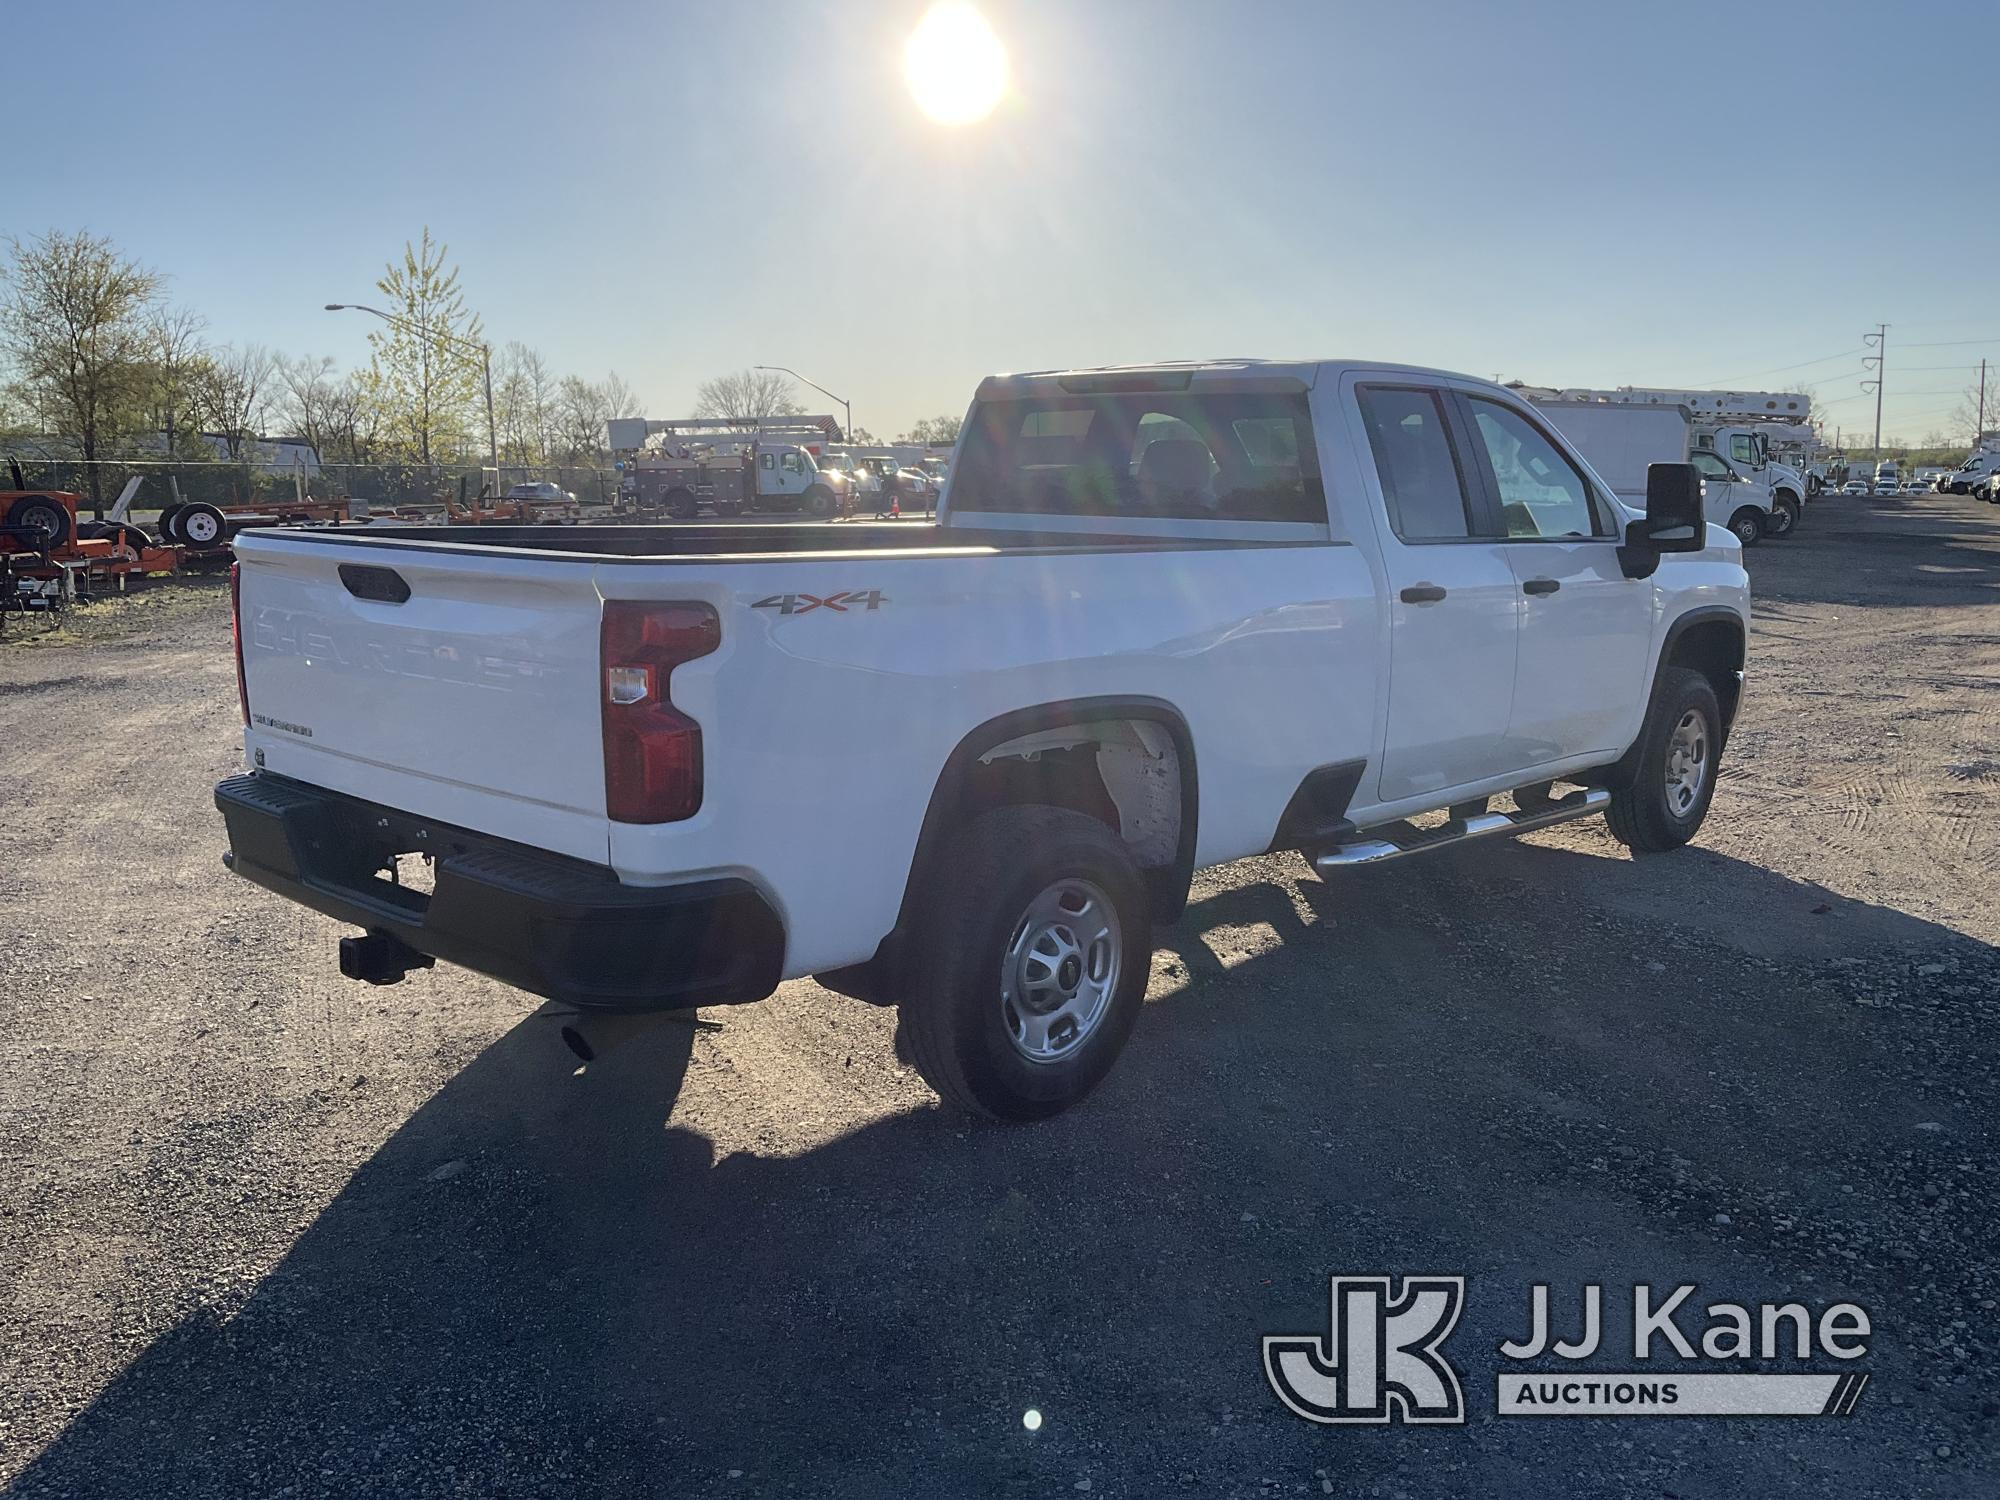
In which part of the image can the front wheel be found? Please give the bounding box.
[804,484,835,518]
[896,806,1151,1121]
[1606,667,1722,854]
[1728,507,1764,546]
[1765,494,1799,538]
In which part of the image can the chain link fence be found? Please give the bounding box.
[7,458,621,514]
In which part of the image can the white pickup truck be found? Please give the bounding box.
[216,360,1750,1119]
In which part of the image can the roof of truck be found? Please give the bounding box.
[975,358,1488,397]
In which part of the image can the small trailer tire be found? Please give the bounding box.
[5,495,72,549]
[178,504,227,547]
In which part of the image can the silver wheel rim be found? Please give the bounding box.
[1733,515,1759,542]
[184,512,219,543]
[1664,708,1710,818]
[1000,877,1121,1064]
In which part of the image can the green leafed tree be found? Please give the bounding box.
[0,229,162,505]
[367,229,484,467]
[899,413,963,446]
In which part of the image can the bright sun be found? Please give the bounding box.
[905,2,1008,125]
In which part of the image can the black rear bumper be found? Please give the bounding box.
[215,773,784,1010]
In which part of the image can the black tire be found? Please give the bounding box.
[896,806,1151,1121]
[1765,494,1799,538]
[804,484,835,518]
[664,487,697,521]
[155,505,185,544]
[1606,667,1722,855]
[6,495,71,549]
[177,503,226,547]
[1727,507,1764,546]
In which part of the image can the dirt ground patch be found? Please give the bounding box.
[1,496,1996,1498]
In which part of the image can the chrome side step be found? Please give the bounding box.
[1313,787,1611,872]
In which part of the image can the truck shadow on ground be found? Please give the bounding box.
[10,845,1997,1498]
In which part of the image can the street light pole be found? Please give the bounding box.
[327,303,499,494]
[754,364,852,442]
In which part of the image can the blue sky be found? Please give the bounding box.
[9,0,1996,443]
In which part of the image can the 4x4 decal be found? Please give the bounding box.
[751,590,888,615]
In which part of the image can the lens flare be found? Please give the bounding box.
[905,2,1008,125]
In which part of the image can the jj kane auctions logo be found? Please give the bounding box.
[1265,1278,1872,1423]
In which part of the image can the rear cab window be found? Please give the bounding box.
[951,389,1327,527]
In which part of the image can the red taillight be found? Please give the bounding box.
[230,562,249,725]
[601,601,720,823]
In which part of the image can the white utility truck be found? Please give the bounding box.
[1528,399,1779,546]
[610,417,848,518]
[1531,387,1810,537]
[217,360,1750,1120]
[1940,434,2000,494]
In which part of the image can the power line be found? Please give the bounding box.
[1896,336,2000,349]
[1696,348,1865,386]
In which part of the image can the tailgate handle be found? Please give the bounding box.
[339,563,411,605]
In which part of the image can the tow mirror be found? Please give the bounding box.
[1617,461,1705,577]
[1633,462,1704,551]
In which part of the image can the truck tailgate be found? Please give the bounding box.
[235,532,611,862]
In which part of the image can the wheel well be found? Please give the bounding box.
[815,699,1197,1004]
[1665,617,1744,734]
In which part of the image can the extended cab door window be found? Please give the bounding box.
[1354,387,1473,540]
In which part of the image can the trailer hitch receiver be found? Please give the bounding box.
[339,930,436,987]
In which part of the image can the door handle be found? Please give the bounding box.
[1522,578,1561,596]
[1399,585,1447,605]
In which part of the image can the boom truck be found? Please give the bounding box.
[1527,400,1779,546]
[608,416,849,519]
[1519,387,1811,540]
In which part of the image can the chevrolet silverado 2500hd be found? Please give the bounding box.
[216,360,1749,1119]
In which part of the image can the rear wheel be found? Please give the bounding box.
[6,495,72,549]
[664,487,697,521]
[1606,667,1721,854]
[1727,507,1764,546]
[896,806,1150,1121]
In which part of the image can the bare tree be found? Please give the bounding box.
[554,375,613,463]
[494,341,557,466]
[600,370,644,421]
[145,305,209,457]
[196,344,277,459]
[275,353,346,462]
[693,368,801,421]
[0,229,161,506]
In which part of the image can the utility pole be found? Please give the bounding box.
[1978,359,1988,442]
[1862,323,1887,456]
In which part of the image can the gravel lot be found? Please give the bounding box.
[1,495,1995,1498]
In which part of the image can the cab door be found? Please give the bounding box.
[1351,381,1524,804]
[1451,391,1655,763]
